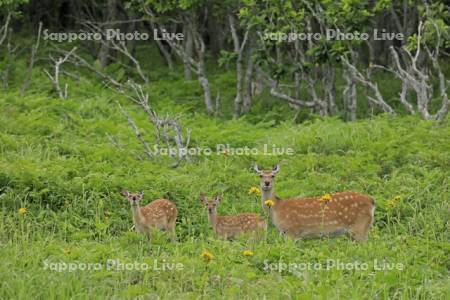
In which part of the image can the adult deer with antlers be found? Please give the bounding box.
[254,165,375,241]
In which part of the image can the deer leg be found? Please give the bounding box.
[348,216,371,242]
[145,230,152,242]
[168,221,177,242]
[252,228,265,242]
[144,231,153,255]
[282,229,298,241]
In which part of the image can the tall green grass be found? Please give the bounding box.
[0,69,449,299]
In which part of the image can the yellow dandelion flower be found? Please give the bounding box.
[242,250,254,257]
[386,200,395,209]
[320,193,332,203]
[201,250,214,261]
[386,195,402,209]
[264,199,275,207]
[18,207,27,215]
[248,186,261,196]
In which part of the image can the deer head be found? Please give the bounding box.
[200,193,221,214]
[122,190,144,206]
[254,164,280,192]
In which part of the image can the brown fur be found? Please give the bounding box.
[122,191,178,241]
[271,191,374,241]
[200,194,267,239]
[254,165,375,241]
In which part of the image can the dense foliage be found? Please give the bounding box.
[0,0,449,299]
[1,67,449,297]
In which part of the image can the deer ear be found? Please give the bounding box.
[214,195,222,204]
[272,164,280,174]
[254,164,261,173]
[139,191,144,198]
[121,190,130,197]
[199,193,207,204]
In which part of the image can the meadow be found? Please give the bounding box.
[0,60,449,299]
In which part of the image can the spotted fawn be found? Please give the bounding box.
[200,193,267,239]
[122,190,178,242]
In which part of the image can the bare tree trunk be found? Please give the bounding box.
[229,14,249,118]
[206,11,225,58]
[43,47,77,100]
[84,22,148,83]
[116,81,191,166]
[183,26,193,80]
[20,22,42,97]
[252,66,264,96]
[323,65,337,115]
[243,46,254,113]
[0,13,11,47]
[387,18,448,121]
[343,66,357,121]
[305,74,328,116]
[193,29,214,114]
[148,22,174,71]
[294,72,301,100]
[145,8,213,113]
[98,0,117,67]
[342,56,395,116]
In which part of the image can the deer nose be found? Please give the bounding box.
[264,181,270,186]
[132,196,137,200]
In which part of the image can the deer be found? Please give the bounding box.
[200,193,267,239]
[254,164,375,241]
[122,190,178,242]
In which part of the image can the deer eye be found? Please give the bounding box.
[271,175,275,178]
[259,175,263,178]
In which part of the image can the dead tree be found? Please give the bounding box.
[20,22,43,96]
[110,40,148,84]
[256,30,328,116]
[116,81,191,166]
[342,64,358,121]
[56,46,123,89]
[243,44,254,114]
[83,22,148,84]
[229,14,249,117]
[388,21,448,121]
[323,65,337,115]
[0,13,11,47]
[342,56,396,116]
[117,101,154,159]
[43,47,77,99]
[146,20,174,71]
[191,25,214,114]
[98,0,118,67]
[1,15,17,90]
[261,69,322,112]
[144,8,214,114]
[182,25,193,80]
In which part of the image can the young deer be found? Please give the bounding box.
[254,165,375,241]
[200,193,267,239]
[122,190,178,242]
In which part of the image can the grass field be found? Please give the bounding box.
[0,67,449,299]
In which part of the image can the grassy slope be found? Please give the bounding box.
[0,65,449,299]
